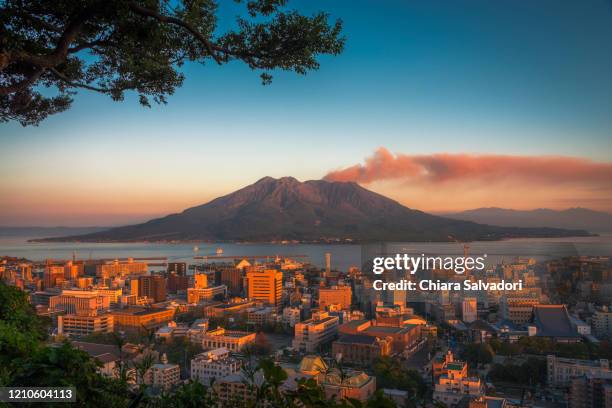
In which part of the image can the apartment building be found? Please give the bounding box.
[57,313,114,337]
[190,348,242,386]
[96,258,147,279]
[246,269,282,310]
[144,362,181,390]
[292,311,339,352]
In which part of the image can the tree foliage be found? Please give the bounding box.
[1,0,345,125]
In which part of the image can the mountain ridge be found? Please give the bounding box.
[445,207,612,233]
[34,177,592,243]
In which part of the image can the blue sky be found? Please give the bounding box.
[2,0,612,225]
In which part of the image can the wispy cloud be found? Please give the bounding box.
[324,147,612,187]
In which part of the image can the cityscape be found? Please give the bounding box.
[1,244,612,407]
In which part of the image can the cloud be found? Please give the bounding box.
[324,147,612,188]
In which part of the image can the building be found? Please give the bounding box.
[57,313,114,337]
[50,290,111,315]
[246,269,283,310]
[319,286,352,310]
[292,355,376,402]
[332,334,392,365]
[592,308,612,340]
[569,372,612,408]
[167,262,187,276]
[138,275,167,303]
[339,319,422,354]
[167,273,189,294]
[187,285,227,304]
[469,396,509,408]
[213,371,265,406]
[529,305,582,343]
[111,307,175,330]
[292,311,339,352]
[547,355,610,387]
[499,294,540,325]
[433,351,483,407]
[144,360,181,390]
[190,348,242,386]
[282,307,301,327]
[220,267,243,295]
[199,327,256,352]
[194,273,208,289]
[246,306,276,326]
[44,264,65,288]
[462,297,477,323]
[96,258,147,279]
[96,288,122,306]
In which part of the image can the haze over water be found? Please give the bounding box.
[1,234,610,271]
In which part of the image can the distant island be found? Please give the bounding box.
[444,207,612,233]
[32,177,592,243]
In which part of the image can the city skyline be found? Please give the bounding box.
[2,0,612,226]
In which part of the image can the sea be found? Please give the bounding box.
[1,232,611,271]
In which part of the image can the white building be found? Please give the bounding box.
[190,348,241,386]
[547,354,610,387]
[144,359,181,390]
[292,311,339,352]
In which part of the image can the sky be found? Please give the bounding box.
[2,0,612,226]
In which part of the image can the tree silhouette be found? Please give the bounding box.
[1,0,345,125]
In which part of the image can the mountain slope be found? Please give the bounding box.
[38,177,591,242]
[445,207,612,233]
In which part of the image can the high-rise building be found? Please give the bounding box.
[138,275,167,302]
[167,272,189,293]
[194,273,208,289]
[63,261,84,280]
[220,267,243,295]
[167,262,187,276]
[462,298,477,323]
[246,269,282,310]
[44,264,65,289]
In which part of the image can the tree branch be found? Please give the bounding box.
[0,69,45,96]
[49,67,111,93]
[128,2,222,64]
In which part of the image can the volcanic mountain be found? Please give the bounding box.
[41,177,591,242]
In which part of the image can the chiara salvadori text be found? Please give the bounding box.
[372,279,523,291]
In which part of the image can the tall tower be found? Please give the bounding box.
[324,252,331,277]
